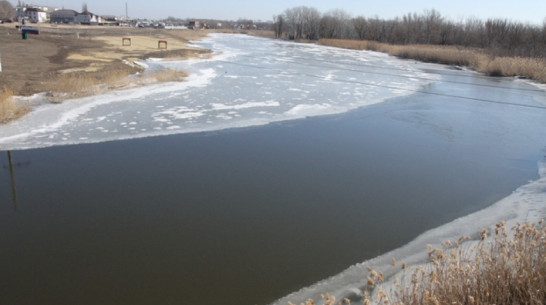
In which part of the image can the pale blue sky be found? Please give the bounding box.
[14,0,546,24]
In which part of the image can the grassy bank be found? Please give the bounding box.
[319,39,546,83]
[44,63,189,102]
[0,24,214,124]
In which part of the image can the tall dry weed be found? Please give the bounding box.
[290,220,545,305]
[318,39,546,83]
[0,87,29,124]
[47,66,188,103]
[393,221,546,305]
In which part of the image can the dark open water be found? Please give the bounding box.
[1,74,546,304]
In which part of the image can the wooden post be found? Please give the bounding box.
[122,37,131,46]
[158,40,167,49]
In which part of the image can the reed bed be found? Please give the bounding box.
[319,39,546,83]
[49,64,139,98]
[46,65,188,102]
[146,69,189,83]
[0,88,29,123]
[293,220,545,305]
[391,221,546,305]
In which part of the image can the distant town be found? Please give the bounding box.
[2,2,273,30]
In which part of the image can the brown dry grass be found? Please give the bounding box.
[294,220,545,305]
[45,66,189,103]
[0,24,210,97]
[0,88,29,123]
[390,221,546,305]
[0,24,213,122]
[319,39,546,83]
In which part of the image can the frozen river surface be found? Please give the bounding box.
[1,34,439,150]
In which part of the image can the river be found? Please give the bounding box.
[1,34,545,305]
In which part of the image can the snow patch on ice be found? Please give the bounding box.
[284,104,334,117]
[211,100,280,110]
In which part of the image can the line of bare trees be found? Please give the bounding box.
[273,6,546,58]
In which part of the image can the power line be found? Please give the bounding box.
[216,59,546,111]
[237,54,544,93]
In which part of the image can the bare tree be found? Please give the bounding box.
[352,16,368,40]
[282,6,321,40]
[275,6,546,59]
[273,14,284,39]
[320,9,353,39]
[301,6,321,40]
[0,0,14,20]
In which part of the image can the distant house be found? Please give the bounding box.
[26,8,48,23]
[188,20,201,29]
[102,15,124,26]
[75,11,103,24]
[15,5,59,23]
[50,9,78,24]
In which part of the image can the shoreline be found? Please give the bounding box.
[272,160,546,305]
[317,38,546,84]
[0,25,217,123]
[0,25,274,124]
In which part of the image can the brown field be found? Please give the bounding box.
[0,24,213,97]
[319,39,546,83]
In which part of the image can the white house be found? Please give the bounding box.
[75,12,103,24]
[15,5,59,22]
[26,8,48,23]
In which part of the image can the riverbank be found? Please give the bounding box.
[0,24,217,123]
[278,160,546,305]
[318,39,546,83]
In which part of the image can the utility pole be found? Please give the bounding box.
[125,2,128,19]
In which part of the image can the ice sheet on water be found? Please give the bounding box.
[0,34,439,151]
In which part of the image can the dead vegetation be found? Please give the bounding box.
[391,221,546,305]
[319,39,546,83]
[0,24,213,123]
[0,87,29,123]
[293,220,545,305]
[44,65,190,103]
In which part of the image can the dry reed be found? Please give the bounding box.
[145,69,189,83]
[0,87,29,124]
[290,220,545,305]
[392,220,545,305]
[46,65,188,103]
[318,39,546,83]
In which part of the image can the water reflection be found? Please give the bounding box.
[7,151,19,211]
[3,151,27,211]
